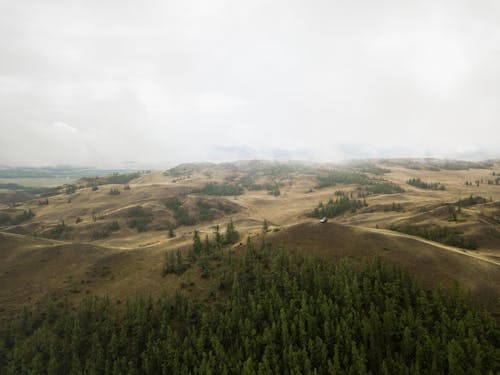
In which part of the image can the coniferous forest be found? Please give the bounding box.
[1,240,499,374]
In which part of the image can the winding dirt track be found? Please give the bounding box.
[358,225,500,266]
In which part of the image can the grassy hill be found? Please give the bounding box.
[0,158,498,321]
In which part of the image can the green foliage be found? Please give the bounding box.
[267,185,280,196]
[82,173,140,188]
[126,206,147,218]
[366,182,405,194]
[196,200,215,221]
[100,173,140,185]
[126,206,152,232]
[45,221,71,240]
[109,188,120,196]
[64,184,77,194]
[91,229,109,240]
[316,171,372,188]
[0,183,51,195]
[92,220,121,238]
[262,219,269,233]
[247,182,273,191]
[162,249,189,275]
[198,255,211,278]
[0,166,138,179]
[164,198,196,227]
[0,212,10,226]
[236,174,255,188]
[224,219,240,244]
[457,195,488,207]
[384,202,404,212]
[358,164,391,175]
[407,178,445,190]
[107,221,120,231]
[392,225,478,250]
[173,206,197,227]
[165,197,237,228]
[439,160,492,170]
[2,247,499,374]
[193,182,244,196]
[164,197,182,211]
[247,181,281,196]
[387,159,492,171]
[7,209,35,225]
[310,196,367,218]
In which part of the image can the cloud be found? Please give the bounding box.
[52,121,78,133]
[0,0,499,166]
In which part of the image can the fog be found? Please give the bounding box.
[1,1,499,167]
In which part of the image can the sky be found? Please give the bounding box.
[1,0,499,168]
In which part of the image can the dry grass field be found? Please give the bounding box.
[0,158,499,320]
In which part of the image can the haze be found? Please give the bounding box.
[1,0,499,167]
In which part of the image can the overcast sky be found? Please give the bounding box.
[1,1,499,167]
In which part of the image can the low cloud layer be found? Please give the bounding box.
[1,1,499,167]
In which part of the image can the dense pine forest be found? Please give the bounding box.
[310,196,367,218]
[1,240,499,374]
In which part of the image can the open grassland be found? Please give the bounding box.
[0,159,499,320]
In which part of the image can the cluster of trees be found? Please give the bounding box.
[267,185,281,196]
[359,164,391,175]
[109,188,120,196]
[170,199,197,227]
[439,160,492,170]
[91,221,121,240]
[64,184,77,194]
[37,199,49,206]
[0,183,51,195]
[164,197,237,228]
[384,202,404,212]
[163,220,240,278]
[126,206,153,233]
[407,178,445,190]
[44,221,72,240]
[388,159,492,171]
[365,182,405,195]
[456,195,489,207]
[162,249,189,275]
[316,172,371,188]
[196,200,217,222]
[192,182,244,196]
[487,178,500,185]
[83,173,141,187]
[310,196,367,218]
[2,243,498,374]
[164,197,205,227]
[0,209,35,226]
[103,173,140,185]
[247,182,282,196]
[465,180,485,187]
[391,225,478,250]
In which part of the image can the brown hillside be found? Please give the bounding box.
[264,222,500,310]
